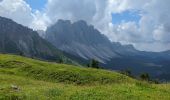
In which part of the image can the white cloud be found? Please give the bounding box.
[0,0,34,27]
[30,11,50,30]
[103,0,170,52]
[43,0,170,51]
[45,0,108,27]
[0,0,49,30]
[0,0,170,51]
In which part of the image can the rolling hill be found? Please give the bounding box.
[0,54,170,100]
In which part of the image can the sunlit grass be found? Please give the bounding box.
[0,54,170,100]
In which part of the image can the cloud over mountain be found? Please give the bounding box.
[0,0,170,51]
[0,0,34,27]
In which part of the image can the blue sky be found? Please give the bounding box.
[112,10,141,24]
[25,0,46,10]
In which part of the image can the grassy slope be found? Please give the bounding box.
[0,54,170,100]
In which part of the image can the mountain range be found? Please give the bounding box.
[0,16,170,81]
[0,16,73,63]
[45,19,170,81]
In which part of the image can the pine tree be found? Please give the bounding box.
[87,59,100,69]
[140,73,150,81]
[58,58,64,63]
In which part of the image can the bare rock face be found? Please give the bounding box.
[11,85,20,92]
[37,30,46,38]
[45,20,138,63]
[45,20,124,63]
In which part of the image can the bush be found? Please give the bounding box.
[120,69,132,77]
[87,59,100,69]
[140,73,150,81]
[58,58,64,64]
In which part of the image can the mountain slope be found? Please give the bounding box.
[0,54,170,100]
[0,16,69,61]
[45,20,170,81]
[45,20,142,63]
[45,20,121,63]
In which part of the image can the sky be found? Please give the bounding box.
[25,0,46,10]
[112,10,141,24]
[0,0,170,52]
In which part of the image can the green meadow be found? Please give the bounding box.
[0,54,170,100]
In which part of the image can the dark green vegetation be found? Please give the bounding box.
[87,59,100,69]
[140,73,150,81]
[0,54,170,100]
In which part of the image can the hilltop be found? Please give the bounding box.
[0,54,170,100]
